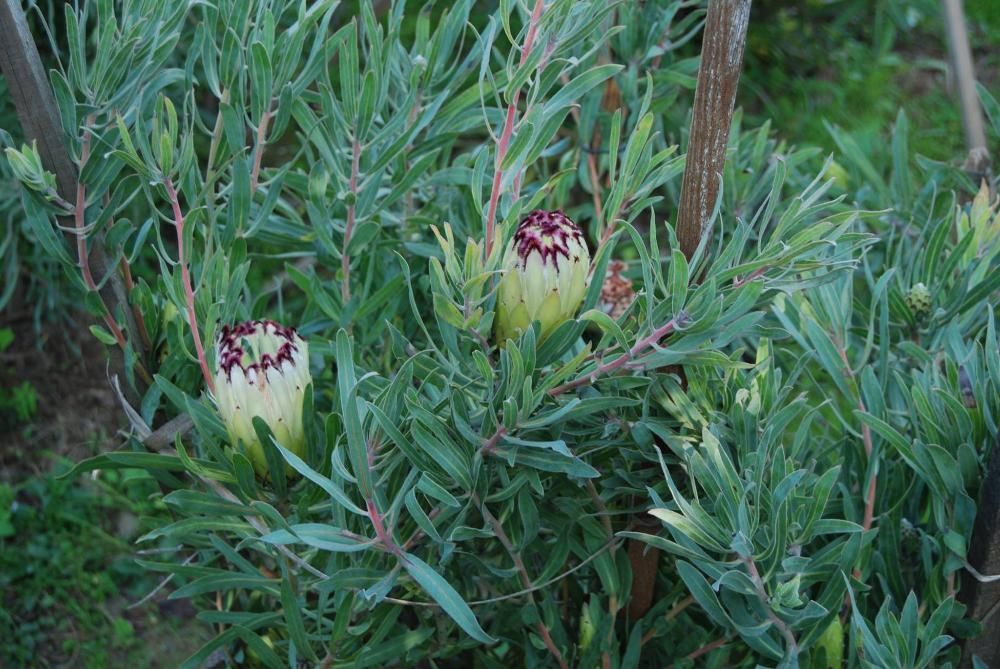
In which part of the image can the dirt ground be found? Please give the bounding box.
[1,304,125,481]
[1,302,211,668]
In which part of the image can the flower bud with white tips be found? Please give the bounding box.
[494,210,590,346]
[214,320,310,477]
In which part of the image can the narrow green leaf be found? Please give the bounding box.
[280,574,319,662]
[401,552,494,643]
[272,440,367,516]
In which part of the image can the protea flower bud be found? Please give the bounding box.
[213,320,310,477]
[494,210,590,346]
[906,282,931,316]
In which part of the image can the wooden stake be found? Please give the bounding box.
[940,0,991,176]
[0,0,146,395]
[676,0,752,260]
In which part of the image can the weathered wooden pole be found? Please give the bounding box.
[962,432,1000,667]
[941,0,991,175]
[628,0,753,622]
[676,0,752,260]
[0,1,78,199]
[0,0,144,396]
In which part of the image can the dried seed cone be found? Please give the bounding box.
[906,282,931,316]
[494,210,590,346]
[213,320,310,477]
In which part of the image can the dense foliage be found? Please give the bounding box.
[2,0,999,667]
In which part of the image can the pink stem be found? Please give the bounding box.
[118,254,151,350]
[367,498,402,556]
[745,556,798,654]
[479,425,507,456]
[76,121,127,349]
[477,494,569,669]
[76,127,98,292]
[484,0,546,259]
[858,397,876,540]
[109,189,152,352]
[548,317,679,396]
[164,178,215,393]
[670,636,729,667]
[832,338,876,591]
[732,266,768,288]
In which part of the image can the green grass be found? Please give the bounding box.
[740,0,997,164]
[0,460,208,668]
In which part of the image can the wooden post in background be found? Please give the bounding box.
[0,0,144,397]
[0,0,77,199]
[940,0,991,176]
[962,432,1000,667]
[676,0,752,260]
[628,0,753,622]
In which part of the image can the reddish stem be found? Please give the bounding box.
[859,399,876,534]
[670,636,729,667]
[548,317,679,396]
[640,595,695,646]
[367,498,402,556]
[76,121,127,349]
[164,178,215,393]
[587,144,603,221]
[595,197,628,258]
[744,556,798,655]
[562,71,606,237]
[484,0,546,259]
[341,137,361,303]
[76,127,97,292]
[118,255,151,350]
[109,189,152,352]
[732,265,768,288]
[834,339,876,537]
[477,495,569,669]
[832,337,877,598]
[479,425,507,456]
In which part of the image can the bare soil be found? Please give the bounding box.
[1,304,211,668]
[1,306,124,481]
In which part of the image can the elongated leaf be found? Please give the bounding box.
[261,523,374,553]
[280,574,319,662]
[171,573,279,599]
[273,441,367,516]
[401,552,494,643]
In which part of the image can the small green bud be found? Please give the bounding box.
[308,166,329,204]
[5,142,58,195]
[814,617,844,669]
[826,160,850,190]
[494,210,590,347]
[214,320,311,477]
[906,282,931,316]
[161,300,179,325]
[578,601,595,651]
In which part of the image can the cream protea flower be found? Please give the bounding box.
[214,320,310,477]
[494,210,590,346]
